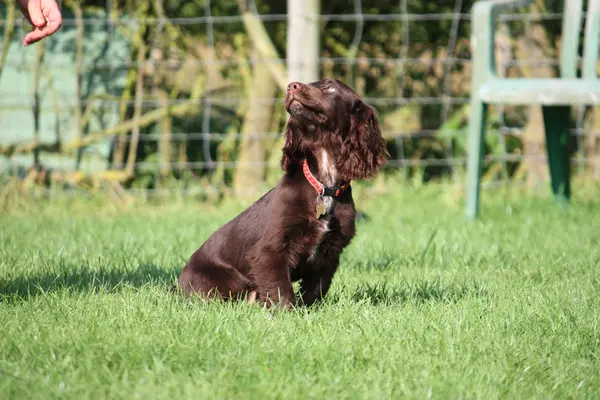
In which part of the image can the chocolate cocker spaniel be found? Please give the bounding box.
[176,78,388,307]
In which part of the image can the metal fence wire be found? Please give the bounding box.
[0,0,599,198]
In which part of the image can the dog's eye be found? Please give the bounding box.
[323,86,336,94]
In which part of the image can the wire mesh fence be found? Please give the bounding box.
[1,0,599,199]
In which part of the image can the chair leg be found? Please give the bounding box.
[541,105,571,204]
[466,100,488,220]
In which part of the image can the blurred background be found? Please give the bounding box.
[0,0,598,204]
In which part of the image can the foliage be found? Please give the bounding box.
[1,0,597,195]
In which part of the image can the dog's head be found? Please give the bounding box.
[282,78,388,181]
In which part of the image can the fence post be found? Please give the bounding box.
[287,0,320,84]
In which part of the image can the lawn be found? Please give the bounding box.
[1,184,599,399]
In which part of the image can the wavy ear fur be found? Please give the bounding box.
[280,124,298,172]
[338,102,389,181]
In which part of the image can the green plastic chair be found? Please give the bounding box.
[466,0,600,219]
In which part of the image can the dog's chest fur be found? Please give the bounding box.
[307,150,337,261]
[307,215,331,262]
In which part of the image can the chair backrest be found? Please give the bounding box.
[562,0,600,79]
[583,0,600,78]
[560,0,583,78]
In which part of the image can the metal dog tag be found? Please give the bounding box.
[316,196,325,218]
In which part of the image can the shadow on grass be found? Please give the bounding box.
[347,278,488,306]
[0,263,179,302]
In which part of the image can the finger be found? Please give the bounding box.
[43,5,63,34]
[23,28,46,46]
[16,1,35,26]
[27,0,46,27]
[23,24,56,46]
[44,19,62,37]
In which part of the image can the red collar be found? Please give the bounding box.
[302,159,350,197]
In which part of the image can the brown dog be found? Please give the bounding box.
[176,78,388,307]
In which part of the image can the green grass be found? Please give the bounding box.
[1,184,599,399]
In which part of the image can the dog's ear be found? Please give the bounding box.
[338,101,389,180]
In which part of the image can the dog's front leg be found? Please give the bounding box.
[300,210,356,306]
[299,255,339,306]
[249,245,296,308]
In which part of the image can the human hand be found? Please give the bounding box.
[17,0,63,46]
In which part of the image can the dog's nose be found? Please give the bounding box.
[287,82,303,94]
